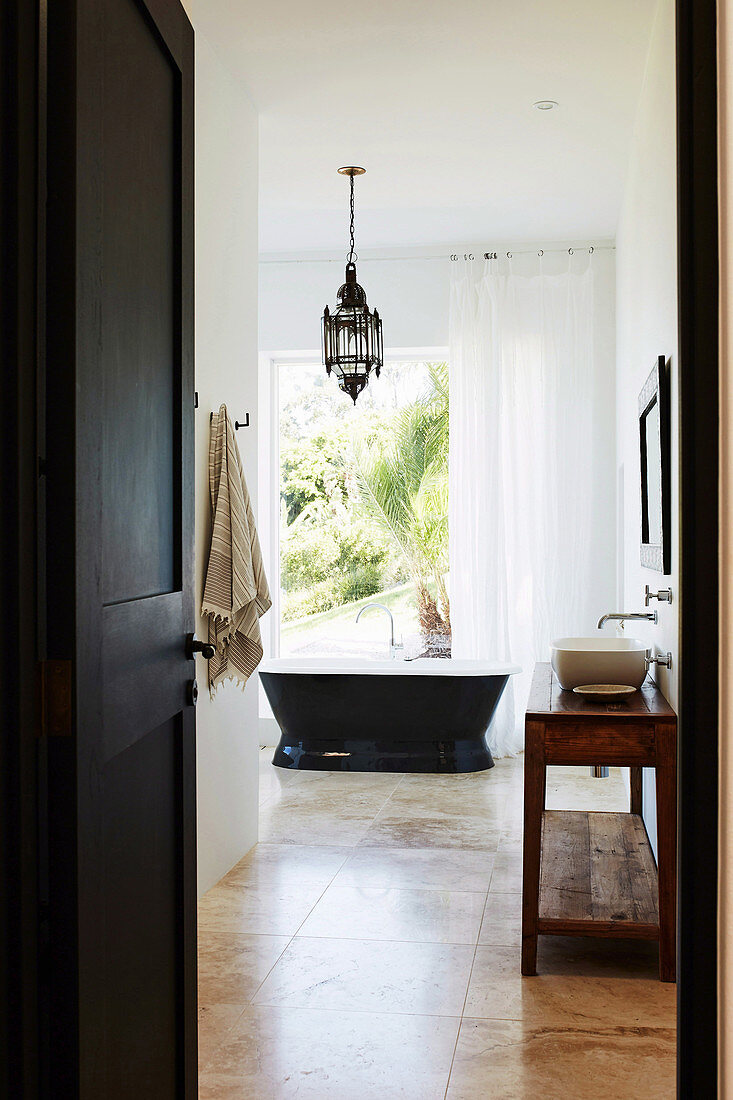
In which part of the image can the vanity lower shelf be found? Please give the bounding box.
[537,809,659,938]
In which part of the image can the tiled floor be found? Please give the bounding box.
[198,751,676,1099]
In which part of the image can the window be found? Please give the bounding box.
[276,359,450,660]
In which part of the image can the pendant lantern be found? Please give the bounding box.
[321,167,383,403]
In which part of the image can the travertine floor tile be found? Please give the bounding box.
[223,843,349,888]
[197,932,289,1004]
[198,753,676,1092]
[200,1005,460,1099]
[359,811,502,851]
[446,1018,676,1099]
[335,846,495,892]
[299,884,486,944]
[545,766,628,812]
[464,945,676,1027]
[379,791,510,824]
[252,935,475,1016]
[535,935,667,977]
[284,769,404,793]
[489,850,523,892]
[258,757,298,806]
[198,882,324,936]
[258,804,376,846]
[396,771,514,797]
[497,829,523,852]
[266,785,396,815]
[479,892,522,947]
[198,1004,245,1073]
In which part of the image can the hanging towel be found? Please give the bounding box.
[202,404,271,695]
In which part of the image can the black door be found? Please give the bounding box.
[43,0,196,1093]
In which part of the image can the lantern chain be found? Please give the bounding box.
[348,172,355,263]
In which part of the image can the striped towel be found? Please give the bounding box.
[202,405,271,695]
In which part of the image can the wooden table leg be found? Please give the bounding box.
[630,766,643,815]
[655,721,677,982]
[522,720,545,976]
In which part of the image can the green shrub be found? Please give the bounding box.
[281,516,392,596]
[337,561,384,604]
[280,521,390,622]
[281,526,340,592]
[281,579,341,621]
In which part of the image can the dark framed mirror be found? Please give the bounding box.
[639,354,671,573]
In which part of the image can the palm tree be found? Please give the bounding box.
[349,363,450,647]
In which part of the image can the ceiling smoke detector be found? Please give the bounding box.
[533,100,558,111]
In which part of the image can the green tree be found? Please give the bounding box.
[349,363,450,643]
[280,430,348,525]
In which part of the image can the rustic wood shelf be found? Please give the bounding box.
[521,663,677,982]
[538,810,659,938]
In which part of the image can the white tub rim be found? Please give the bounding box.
[259,657,521,677]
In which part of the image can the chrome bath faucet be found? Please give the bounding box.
[356,603,404,659]
[597,610,658,630]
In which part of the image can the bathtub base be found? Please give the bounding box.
[261,670,508,774]
[271,735,494,773]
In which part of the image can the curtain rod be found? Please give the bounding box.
[259,245,615,266]
[455,245,609,260]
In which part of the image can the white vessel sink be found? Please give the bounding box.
[550,637,648,691]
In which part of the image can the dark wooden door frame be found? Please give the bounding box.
[1,0,43,1095]
[0,0,722,1095]
[675,1,719,1095]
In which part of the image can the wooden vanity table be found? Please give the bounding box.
[521,662,677,982]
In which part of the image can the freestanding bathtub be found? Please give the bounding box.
[259,658,520,773]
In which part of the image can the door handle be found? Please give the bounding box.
[185,633,215,660]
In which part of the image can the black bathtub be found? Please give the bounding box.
[259,658,520,773]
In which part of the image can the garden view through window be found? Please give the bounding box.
[279,360,450,660]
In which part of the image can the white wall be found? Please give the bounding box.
[193,32,261,896]
[260,242,615,356]
[259,250,450,352]
[615,0,678,859]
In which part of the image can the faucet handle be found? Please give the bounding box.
[645,584,673,607]
[646,651,672,671]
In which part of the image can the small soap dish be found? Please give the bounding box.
[573,684,637,702]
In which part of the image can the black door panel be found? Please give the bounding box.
[44,0,196,1093]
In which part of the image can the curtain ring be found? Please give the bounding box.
[568,247,574,256]
[506,251,512,259]
[588,245,594,254]
[464,252,474,260]
[450,253,458,261]
[538,249,544,257]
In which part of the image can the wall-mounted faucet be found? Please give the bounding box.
[356,603,404,659]
[597,610,658,630]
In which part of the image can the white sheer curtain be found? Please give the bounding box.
[449,255,595,756]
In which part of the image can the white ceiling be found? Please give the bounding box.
[197,0,658,255]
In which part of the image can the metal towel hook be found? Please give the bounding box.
[209,411,250,429]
